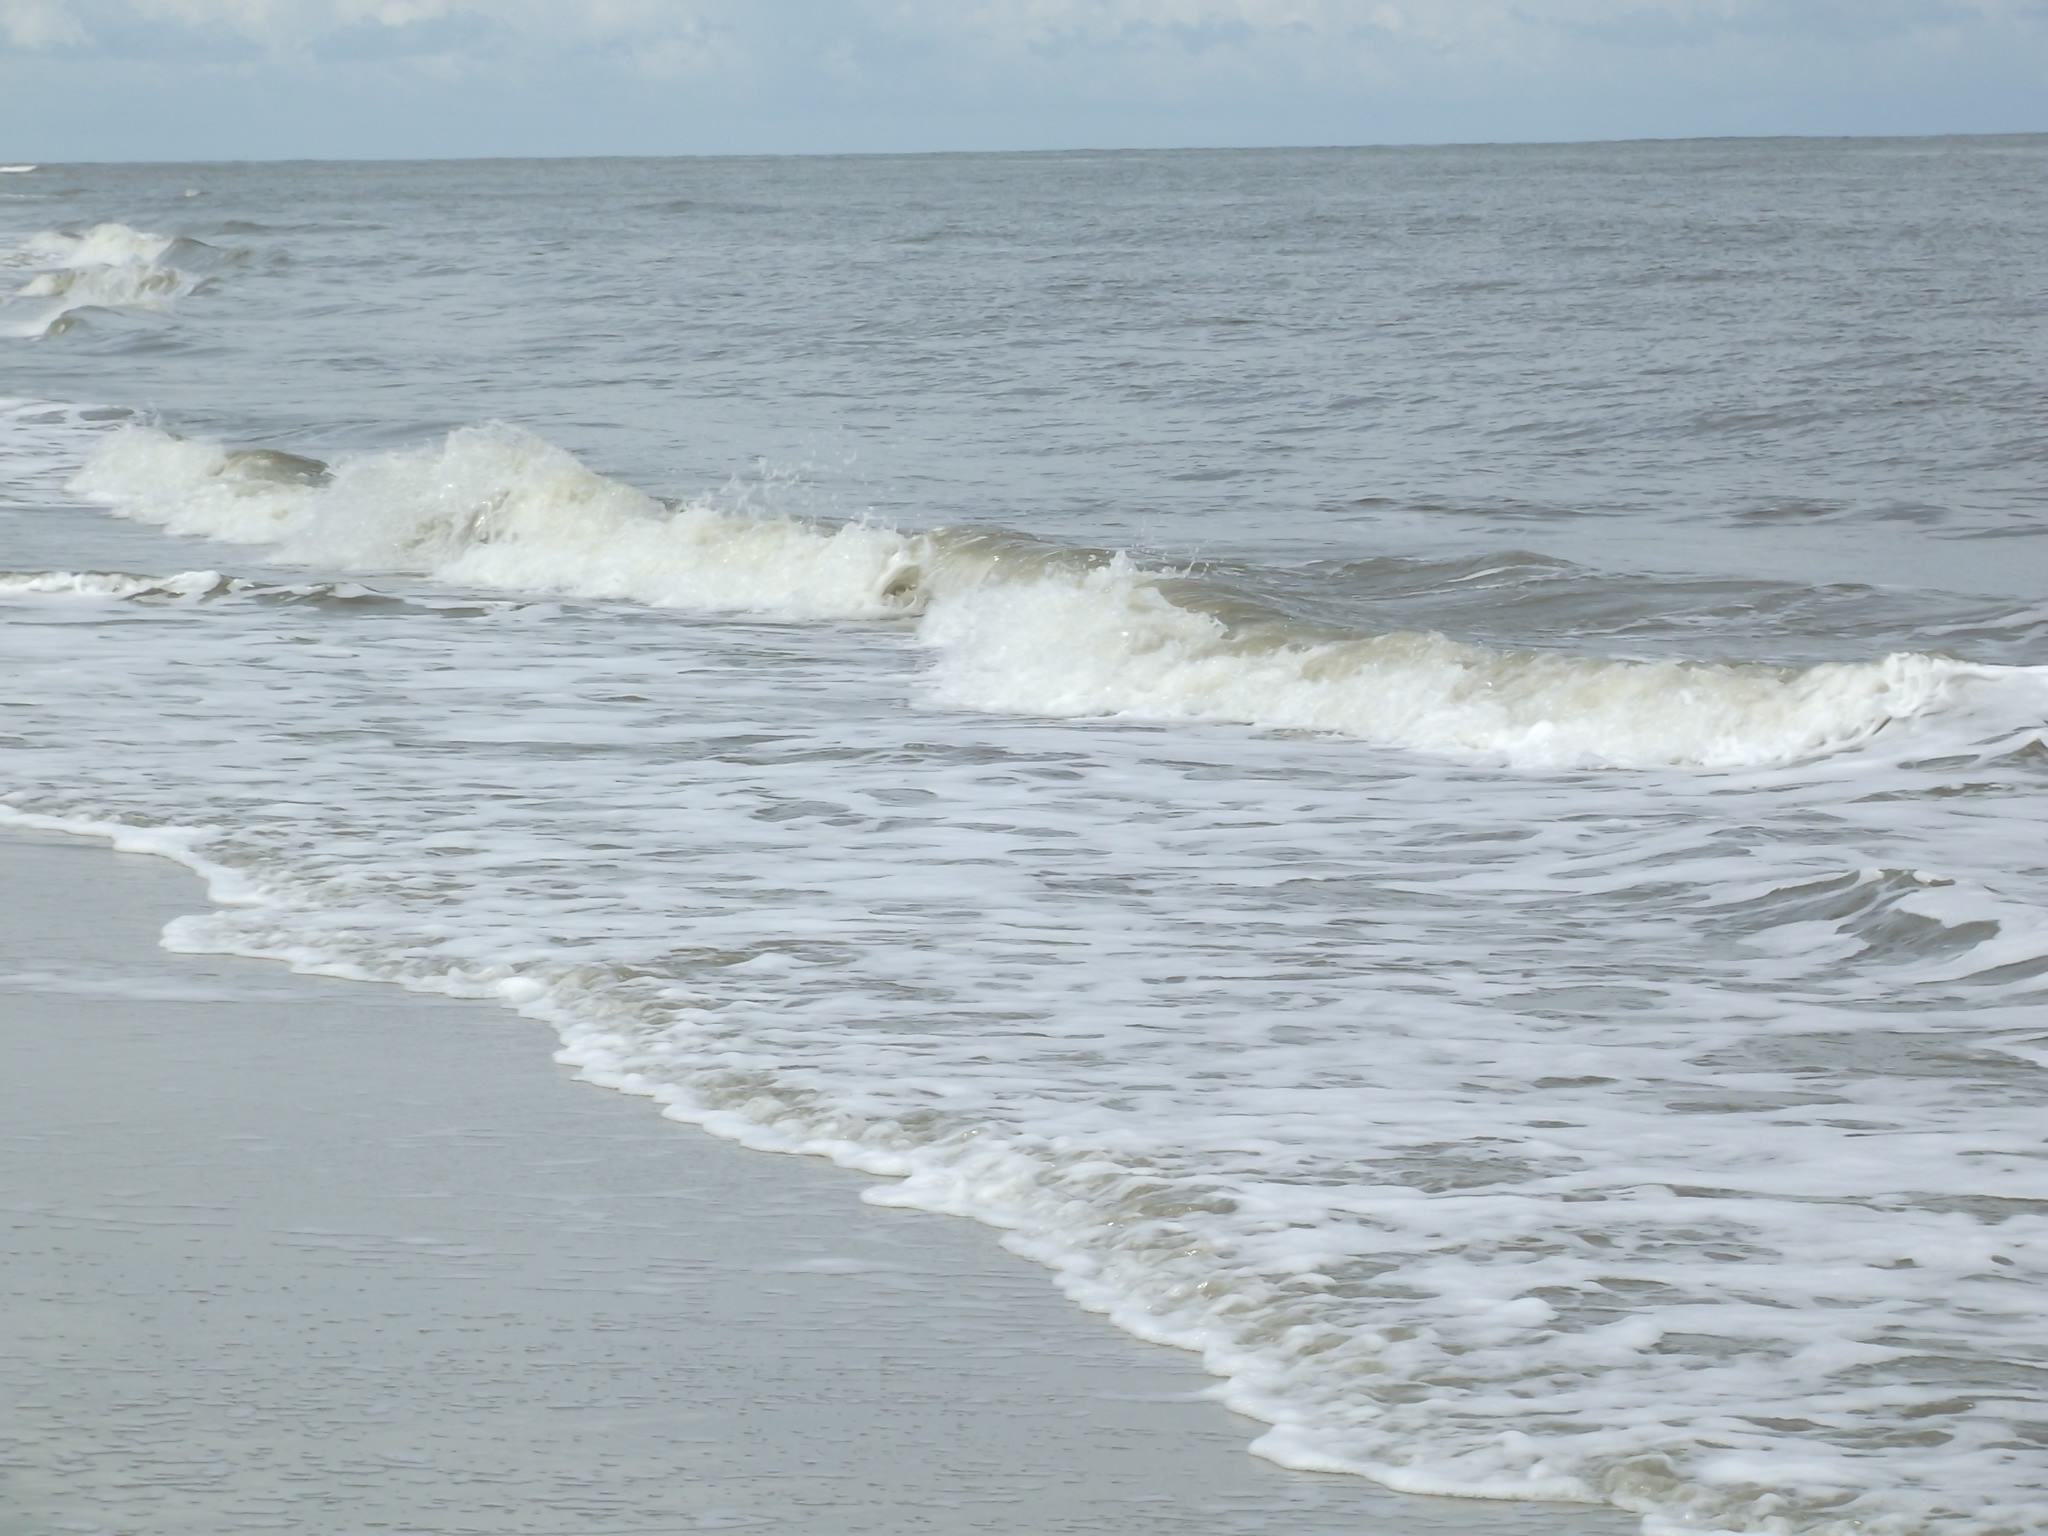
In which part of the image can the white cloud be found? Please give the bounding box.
[886,0,2037,52]
[2,0,2041,155]
[4,0,727,53]
[748,0,2045,105]
[1,0,92,46]
[14,0,2036,58]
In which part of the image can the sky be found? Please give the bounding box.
[0,0,2044,161]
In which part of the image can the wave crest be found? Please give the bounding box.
[922,558,1981,768]
[68,422,2026,770]
[72,422,931,619]
[3,223,229,338]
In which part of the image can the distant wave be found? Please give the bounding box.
[69,422,2030,770]
[1,223,233,338]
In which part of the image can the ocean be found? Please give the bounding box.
[2,139,2044,1536]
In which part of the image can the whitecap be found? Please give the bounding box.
[67,421,2043,772]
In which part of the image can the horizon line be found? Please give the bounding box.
[14,127,2048,169]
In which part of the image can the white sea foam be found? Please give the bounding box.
[68,423,2029,770]
[917,558,1991,768]
[1,223,216,337]
[11,431,2048,1536]
[2,612,2044,1536]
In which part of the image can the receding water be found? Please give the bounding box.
[3,140,2046,1536]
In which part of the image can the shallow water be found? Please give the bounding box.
[2,141,2046,1535]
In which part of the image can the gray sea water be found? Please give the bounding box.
[3,139,2046,1536]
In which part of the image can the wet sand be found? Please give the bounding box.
[0,827,1633,1536]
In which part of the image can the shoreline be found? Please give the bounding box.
[0,825,1635,1535]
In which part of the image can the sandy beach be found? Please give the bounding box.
[0,827,1635,1536]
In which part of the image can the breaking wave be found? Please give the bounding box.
[2,223,230,338]
[68,422,2029,770]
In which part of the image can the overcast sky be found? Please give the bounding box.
[2,0,2044,161]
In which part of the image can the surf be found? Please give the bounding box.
[66,420,2032,771]
[2,223,231,338]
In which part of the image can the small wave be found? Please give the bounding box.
[1,222,226,338]
[68,422,2035,770]
[0,567,516,619]
[0,569,230,601]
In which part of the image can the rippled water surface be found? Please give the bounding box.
[3,141,2046,1536]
